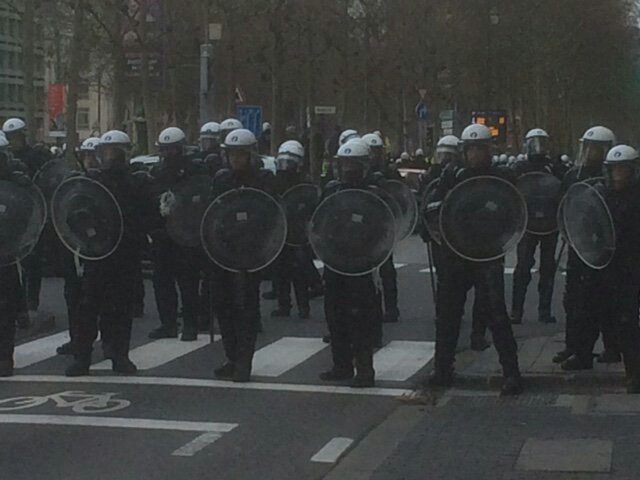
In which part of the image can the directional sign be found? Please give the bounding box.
[415,102,429,121]
[314,106,337,115]
[236,105,263,137]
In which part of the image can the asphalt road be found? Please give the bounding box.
[0,236,566,480]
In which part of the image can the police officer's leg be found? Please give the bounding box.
[149,251,179,338]
[232,273,261,382]
[321,271,354,380]
[478,261,522,393]
[537,233,558,323]
[350,276,377,387]
[23,238,44,311]
[470,289,491,351]
[599,299,621,363]
[104,265,137,374]
[131,256,145,319]
[0,266,20,376]
[176,261,201,341]
[563,274,601,370]
[431,259,469,384]
[380,254,399,322]
[292,247,310,318]
[304,245,324,296]
[57,257,82,355]
[273,249,293,317]
[213,269,237,379]
[613,285,640,392]
[511,232,537,323]
[556,251,584,362]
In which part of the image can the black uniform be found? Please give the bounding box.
[210,166,277,382]
[66,168,151,375]
[572,180,640,389]
[559,166,619,363]
[320,179,382,387]
[271,171,311,318]
[0,158,32,376]
[147,158,206,340]
[511,158,562,324]
[430,165,521,389]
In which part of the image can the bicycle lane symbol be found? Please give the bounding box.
[0,391,130,414]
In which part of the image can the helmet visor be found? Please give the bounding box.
[526,137,550,158]
[577,141,609,168]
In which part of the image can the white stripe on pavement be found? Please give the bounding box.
[419,267,537,274]
[311,437,354,463]
[92,335,219,371]
[374,341,435,382]
[251,337,327,377]
[14,332,70,368]
[314,260,407,270]
[0,414,237,433]
[1,375,413,397]
[172,432,223,457]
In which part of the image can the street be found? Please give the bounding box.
[4,235,637,480]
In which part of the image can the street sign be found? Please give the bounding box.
[236,105,263,137]
[418,88,428,99]
[314,106,337,115]
[439,110,455,121]
[440,120,454,129]
[415,102,429,121]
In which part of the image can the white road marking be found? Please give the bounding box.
[419,267,537,274]
[92,335,219,371]
[0,414,237,433]
[314,260,406,270]
[14,332,70,368]
[252,337,327,377]
[1,375,413,397]
[374,341,435,381]
[172,432,223,457]
[311,437,354,463]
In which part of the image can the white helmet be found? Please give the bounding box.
[2,118,26,134]
[415,148,425,157]
[437,135,460,152]
[277,140,304,159]
[220,118,243,132]
[373,130,383,138]
[80,137,101,151]
[223,129,257,149]
[337,138,370,158]
[460,123,492,144]
[339,129,359,146]
[517,154,525,162]
[508,155,516,163]
[361,133,383,149]
[157,127,186,146]
[561,154,571,163]
[100,130,131,146]
[580,126,616,144]
[200,122,221,137]
[525,128,550,140]
[499,154,508,163]
[262,122,271,133]
[605,145,639,165]
[400,151,410,161]
[0,135,9,149]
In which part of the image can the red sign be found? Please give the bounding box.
[48,84,66,132]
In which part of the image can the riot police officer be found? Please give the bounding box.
[428,124,522,396]
[147,127,204,342]
[511,128,562,325]
[210,128,276,382]
[199,121,225,175]
[0,136,32,377]
[563,145,640,392]
[219,118,244,144]
[319,138,381,388]
[66,130,150,376]
[271,140,312,319]
[555,126,618,367]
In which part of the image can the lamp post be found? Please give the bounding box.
[200,23,223,125]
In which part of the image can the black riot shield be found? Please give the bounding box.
[33,159,71,207]
[163,175,212,248]
[309,189,395,276]
[421,178,442,245]
[0,181,47,266]
[370,186,402,237]
[281,183,321,247]
[440,176,527,262]
[200,188,287,272]
[561,182,615,270]
[51,176,124,260]
[380,179,418,242]
[516,172,562,235]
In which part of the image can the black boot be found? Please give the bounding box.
[428,368,454,387]
[214,362,235,380]
[561,354,593,371]
[56,341,75,356]
[597,349,622,364]
[112,357,138,375]
[148,326,178,339]
[180,326,198,342]
[270,308,290,318]
[552,349,574,364]
[510,310,523,325]
[319,367,354,381]
[538,313,557,324]
[233,363,251,383]
[500,376,523,396]
[0,360,13,377]
[65,356,91,377]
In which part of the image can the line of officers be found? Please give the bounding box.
[0,118,404,389]
[420,123,640,395]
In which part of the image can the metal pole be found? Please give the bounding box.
[426,242,438,310]
[199,44,213,126]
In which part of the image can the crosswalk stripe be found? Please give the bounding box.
[374,340,435,381]
[314,260,407,270]
[14,332,70,368]
[419,267,538,274]
[251,337,327,377]
[92,335,219,371]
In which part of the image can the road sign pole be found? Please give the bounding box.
[199,43,213,126]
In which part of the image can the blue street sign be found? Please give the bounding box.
[235,105,263,137]
[415,102,429,121]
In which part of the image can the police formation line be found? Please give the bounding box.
[1,118,639,396]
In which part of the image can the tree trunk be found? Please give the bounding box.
[64,0,84,166]
[140,14,158,153]
[110,45,126,129]
[22,0,37,143]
